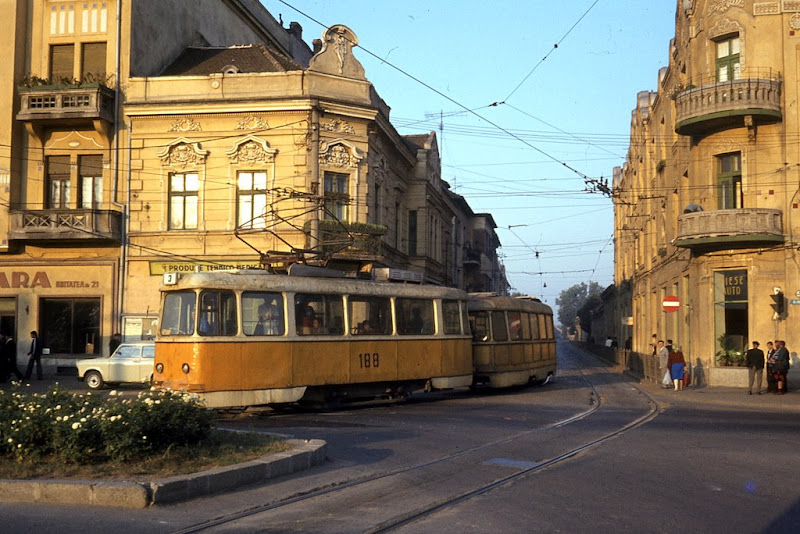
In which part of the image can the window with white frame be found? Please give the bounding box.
[78,155,103,209]
[237,171,268,229]
[169,172,199,230]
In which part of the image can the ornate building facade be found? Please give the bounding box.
[0,1,507,371]
[614,0,798,385]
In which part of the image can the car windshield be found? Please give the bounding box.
[113,345,142,359]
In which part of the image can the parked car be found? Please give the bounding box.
[77,342,155,390]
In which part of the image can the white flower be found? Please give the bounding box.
[71,422,81,430]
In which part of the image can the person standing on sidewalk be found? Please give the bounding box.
[765,341,777,393]
[773,340,790,395]
[745,341,765,395]
[24,330,43,380]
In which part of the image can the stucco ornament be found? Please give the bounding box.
[226,136,277,164]
[791,13,800,30]
[707,0,744,14]
[709,18,743,39]
[308,25,365,80]
[158,139,209,168]
[168,118,202,132]
[235,116,270,131]
[322,119,356,135]
[319,140,364,168]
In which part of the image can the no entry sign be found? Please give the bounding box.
[662,295,680,312]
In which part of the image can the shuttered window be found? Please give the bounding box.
[79,155,103,209]
[50,44,75,82]
[82,42,107,79]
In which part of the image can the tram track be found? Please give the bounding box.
[171,351,660,534]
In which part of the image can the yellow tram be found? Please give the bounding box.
[467,294,557,388]
[153,268,474,408]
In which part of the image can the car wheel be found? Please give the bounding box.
[85,370,104,390]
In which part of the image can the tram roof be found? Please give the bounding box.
[467,294,552,314]
[161,269,469,299]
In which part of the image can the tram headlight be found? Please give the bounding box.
[155,363,164,374]
[182,363,191,374]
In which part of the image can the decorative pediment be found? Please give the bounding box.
[168,118,202,132]
[46,130,104,150]
[709,18,743,39]
[157,138,209,168]
[226,136,277,164]
[308,25,365,80]
[319,139,364,168]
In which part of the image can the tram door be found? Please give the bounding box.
[0,297,16,338]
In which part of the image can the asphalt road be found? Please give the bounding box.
[2,343,799,533]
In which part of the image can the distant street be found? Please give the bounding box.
[3,343,799,533]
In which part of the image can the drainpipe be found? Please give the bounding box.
[309,103,320,256]
[111,0,125,337]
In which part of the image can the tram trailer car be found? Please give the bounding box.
[467,294,557,388]
[153,270,474,408]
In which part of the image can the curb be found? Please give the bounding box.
[0,438,327,508]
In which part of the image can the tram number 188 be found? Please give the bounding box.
[358,352,380,369]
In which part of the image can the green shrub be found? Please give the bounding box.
[0,385,214,464]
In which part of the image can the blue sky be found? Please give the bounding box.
[267,0,677,307]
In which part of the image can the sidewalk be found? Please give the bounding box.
[632,373,800,411]
[0,374,95,395]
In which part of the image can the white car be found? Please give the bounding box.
[77,342,155,390]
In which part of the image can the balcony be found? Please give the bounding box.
[304,220,387,258]
[674,74,781,136]
[674,208,783,250]
[16,84,115,133]
[9,209,123,243]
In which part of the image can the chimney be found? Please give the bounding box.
[288,21,302,39]
[312,39,322,54]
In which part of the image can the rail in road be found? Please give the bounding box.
[172,345,660,534]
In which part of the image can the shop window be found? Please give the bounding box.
[47,156,71,209]
[169,172,199,230]
[715,35,740,83]
[714,270,748,366]
[40,298,100,355]
[78,155,103,209]
[323,171,349,221]
[717,152,742,209]
[397,298,433,335]
[237,171,268,229]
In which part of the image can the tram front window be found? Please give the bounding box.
[469,311,489,342]
[161,291,196,336]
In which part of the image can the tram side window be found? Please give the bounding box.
[469,311,489,342]
[442,300,462,335]
[295,293,345,335]
[545,315,554,339]
[538,314,548,341]
[198,290,237,336]
[521,312,532,340]
[397,298,434,335]
[161,291,196,336]
[530,313,540,340]
[242,292,285,336]
[508,311,523,341]
[349,296,391,335]
[491,311,508,342]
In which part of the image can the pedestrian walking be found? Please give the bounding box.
[667,344,686,391]
[109,332,122,355]
[1,331,23,381]
[745,341,765,395]
[765,341,777,393]
[658,340,671,388]
[24,330,43,380]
